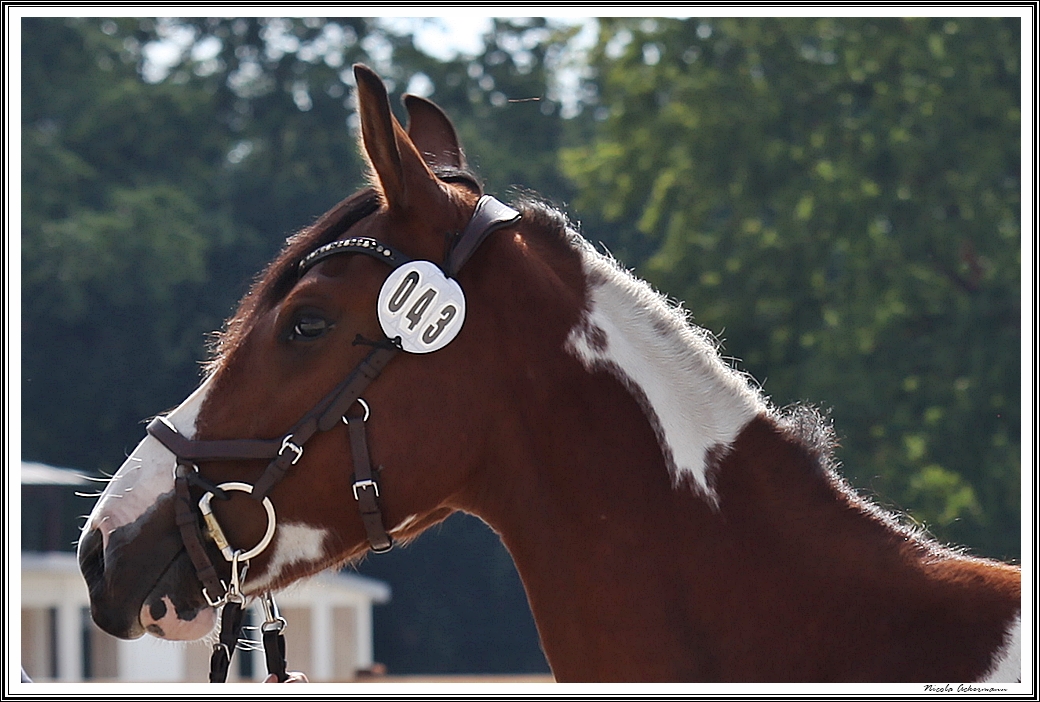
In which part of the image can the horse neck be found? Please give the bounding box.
[462,237,1020,682]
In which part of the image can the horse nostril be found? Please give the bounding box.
[78,527,105,589]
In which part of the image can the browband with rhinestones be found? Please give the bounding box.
[299,237,411,275]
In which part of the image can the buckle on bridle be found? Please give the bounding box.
[203,586,227,608]
[278,435,304,465]
[201,551,248,608]
[341,398,371,424]
[353,479,379,500]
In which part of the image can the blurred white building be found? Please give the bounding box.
[20,462,390,682]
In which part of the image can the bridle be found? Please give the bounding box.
[145,194,521,681]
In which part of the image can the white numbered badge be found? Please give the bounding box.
[377,261,466,353]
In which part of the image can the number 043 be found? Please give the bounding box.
[377,261,467,354]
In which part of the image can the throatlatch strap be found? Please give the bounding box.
[346,403,392,552]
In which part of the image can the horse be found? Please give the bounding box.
[78,64,1021,683]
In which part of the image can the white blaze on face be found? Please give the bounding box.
[82,377,214,550]
[80,371,336,592]
[565,240,765,503]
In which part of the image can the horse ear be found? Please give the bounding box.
[403,94,467,172]
[353,64,438,211]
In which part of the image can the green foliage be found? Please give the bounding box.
[563,17,1020,558]
[27,186,208,314]
[22,18,231,471]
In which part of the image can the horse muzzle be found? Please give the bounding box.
[78,498,217,641]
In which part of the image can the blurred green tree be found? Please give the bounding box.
[563,17,1021,559]
[22,17,231,471]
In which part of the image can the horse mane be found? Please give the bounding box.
[770,403,962,561]
[773,403,840,478]
[537,198,961,562]
[509,192,577,240]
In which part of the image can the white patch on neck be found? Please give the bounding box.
[565,240,765,503]
[981,613,1021,682]
[242,522,329,594]
[82,377,214,546]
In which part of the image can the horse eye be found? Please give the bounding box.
[289,315,330,341]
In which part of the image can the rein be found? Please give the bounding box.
[145,195,520,681]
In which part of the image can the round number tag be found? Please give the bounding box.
[377,261,466,353]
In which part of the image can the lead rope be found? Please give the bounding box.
[207,565,290,682]
[210,592,288,682]
[260,593,289,682]
[210,599,244,683]
[209,551,247,682]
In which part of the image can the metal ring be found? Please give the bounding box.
[341,398,371,424]
[198,482,277,562]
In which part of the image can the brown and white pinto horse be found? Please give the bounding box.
[78,65,1021,683]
